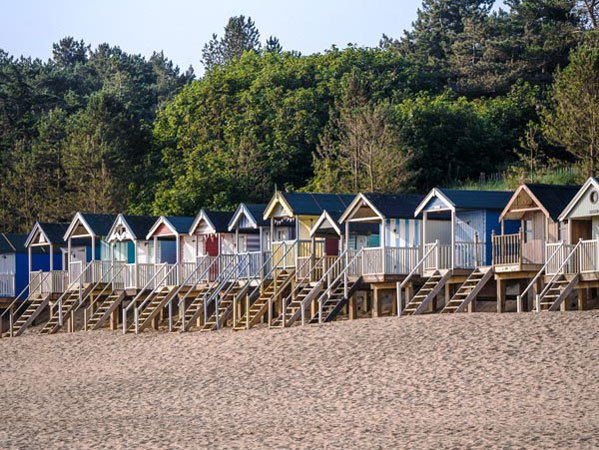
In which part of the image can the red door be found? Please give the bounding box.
[325,237,339,256]
[205,235,220,256]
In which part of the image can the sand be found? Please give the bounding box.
[1,312,598,449]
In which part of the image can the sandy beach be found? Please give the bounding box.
[1,312,598,449]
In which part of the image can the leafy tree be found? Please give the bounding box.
[543,43,599,176]
[265,36,283,54]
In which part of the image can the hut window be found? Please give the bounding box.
[523,220,533,243]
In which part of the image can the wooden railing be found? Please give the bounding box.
[493,232,545,266]
[546,242,576,275]
[362,247,383,275]
[423,241,484,271]
[0,274,15,297]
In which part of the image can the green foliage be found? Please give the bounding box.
[542,41,599,176]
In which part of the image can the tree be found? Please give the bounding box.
[201,16,261,70]
[543,44,599,176]
[52,37,88,67]
[265,36,283,54]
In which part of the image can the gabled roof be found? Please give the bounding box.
[415,188,513,216]
[559,177,599,221]
[190,210,234,235]
[146,216,195,239]
[264,192,355,219]
[500,184,580,222]
[310,210,342,237]
[64,212,118,240]
[339,193,424,223]
[228,203,268,231]
[25,222,69,248]
[0,233,28,254]
[107,214,158,242]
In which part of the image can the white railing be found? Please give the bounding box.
[69,261,83,284]
[546,242,576,275]
[517,242,565,313]
[272,240,296,269]
[578,239,599,273]
[362,247,383,275]
[0,274,15,297]
[386,247,420,275]
[424,242,451,271]
[454,241,485,268]
[29,270,69,295]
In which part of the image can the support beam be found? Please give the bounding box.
[497,278,506,313]
[372,287,380,318]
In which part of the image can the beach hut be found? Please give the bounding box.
[2,223,77,337]
[336,193,425,319]
[105,214,158,291]
[24,222,69,296]
[532,177,599,311]
[404,189,518,315]
[0,233,31,303]
[228,203,270,254]
[492,184,579,312]
[62,212,118,284]
[122,215,196,334]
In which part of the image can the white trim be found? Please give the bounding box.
[558,177,599,221]
[106,213,137,243]
[228,203,258,231]
[146,216,179,240]
[309,211,341,237]
[414,188,455,217]
[63,212,96,240]
[189,209,217,236]
[25,222,51,248]
[263,191,294,220]
[338,193,385,224]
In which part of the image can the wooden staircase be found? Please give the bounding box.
[402,270,452,315]
[233,269,293,331]
[441,267,494,313]
[128,285,177,333]
[175,285,213,331]
[270,281,316,328]
[201,284,243,331]
[3,293,51,337]
[308,277,360,324]
[538,274,579,311]
[40,284,95,334]
[86,291,127,330]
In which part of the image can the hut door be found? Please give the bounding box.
[205,235,219,256]
[571,219,592,242]
[324,237,339,256]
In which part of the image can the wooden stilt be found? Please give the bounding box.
[577,288,585,311]
[497,278,506,313]
[444,283,451,309]
[348,293,358,320]
[372,287,380,318]
[110,308,118,330]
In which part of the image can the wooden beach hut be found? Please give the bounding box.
[529,177,599,311]
[492,184,579,312]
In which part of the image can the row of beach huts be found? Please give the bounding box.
[1,179,599,337]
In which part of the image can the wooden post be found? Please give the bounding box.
[496,278,506,313]
[348,293,358,320]
[372,287,380,318]
[110,309,118,330]
[450,210,456,269]
[381,218,387,275]
[445,283,451,309]
[474,232,479,267]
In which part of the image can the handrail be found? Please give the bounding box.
[517,241,565,312]
[74,261,123,312]
[82,262,127,329]
[0,270,51,337]
[400,241,438,290]
[172,256,221,310]
[395,241,439,317]
[313,249,363,324]
[534,239,582,312]
[203,254,251,330]
[169,255,229,331]
[51,261,94,327]
[274,254,327,328]
[122,262,180,333]
[236,242,297,330]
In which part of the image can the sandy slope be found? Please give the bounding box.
[1,312,598,449]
